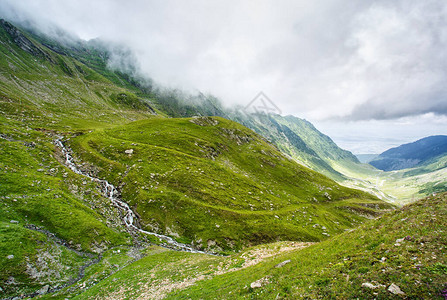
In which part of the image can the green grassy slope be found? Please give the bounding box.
[358,137,447,201]
[332,152,447,205]
[229,112,360,182]
[68,116,391,252]
[0,116,134,297]
[406,153,447,195]
[275,115,359,163]
[74,193,447,299]
[373,156,447,203]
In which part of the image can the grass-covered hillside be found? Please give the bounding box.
[367,136,447,201]
[68,116,390,252]
[0,117,133,298]
[0,19,156,298]
[74,192,447,299]
[336,137,447,204]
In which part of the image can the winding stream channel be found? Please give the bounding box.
[55,139,208,254]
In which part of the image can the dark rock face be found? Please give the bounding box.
[0,19,51,60]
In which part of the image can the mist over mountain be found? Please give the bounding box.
[1,0,447,154]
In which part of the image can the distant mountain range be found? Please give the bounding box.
[370,135,447,171]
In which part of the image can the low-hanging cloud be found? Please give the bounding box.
[1,0,447,121]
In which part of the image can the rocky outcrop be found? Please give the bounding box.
[190,116,219,126]
[0,19,52,61]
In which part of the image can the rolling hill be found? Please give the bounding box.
[67,116,389,252]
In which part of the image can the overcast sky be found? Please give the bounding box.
[1,0,447,153]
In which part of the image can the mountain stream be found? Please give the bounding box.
[55,139,208,254]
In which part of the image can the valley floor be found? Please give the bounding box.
[330,160,447,206]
